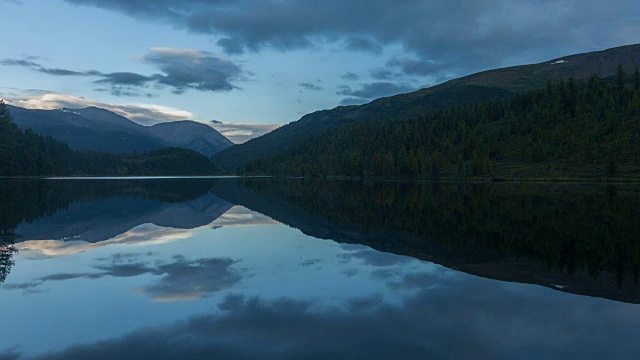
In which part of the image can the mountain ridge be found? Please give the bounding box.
[7,104,233,156]
[212,43,640,170]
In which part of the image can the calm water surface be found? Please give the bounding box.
[1,178,639,359]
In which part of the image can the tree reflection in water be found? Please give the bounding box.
[0,228,17,285]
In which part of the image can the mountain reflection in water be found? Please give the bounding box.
[0,178,639,359]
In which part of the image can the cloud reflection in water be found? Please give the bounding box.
[5,253,243,302]
[32,284,640,360]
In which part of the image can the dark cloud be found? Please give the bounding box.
[369,68,399,80]
[1,282,40,291]
[299,258,322,267]
[95,87,156,98]
[1,49,244,97]
[0,58,93,77]
[40,273,103,281]
[142,48,243,93]
[0,59,39,67]
[337,82,415,105]
[343,36,383,54]
[94,72,154,86]
[217,38,245,55]
[339,97,367,106]
[298,82,323,91]
[93,72,158,97]
[0,348,21,360]
[38,68,90,76]
[340,72,359,81]
[345,294,385,312]
[63,0,640,78]
[387,57,440,77]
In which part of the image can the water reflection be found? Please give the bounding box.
[31,289,640,360]
[222,179,640,302]
[1,178,640,301]
[0,178,640,358]
[0,228,18,284]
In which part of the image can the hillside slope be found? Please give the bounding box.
[213,44,640,170]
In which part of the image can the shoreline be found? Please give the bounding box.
[1,174,640,184]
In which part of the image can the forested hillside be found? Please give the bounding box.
[0,101,221,177]
[214,44,640,170]
[243,68,640,179]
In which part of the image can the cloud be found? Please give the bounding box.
[142,48,243,93]
[94,72,154,86]
[369,68,399,80]
[2,89,276,142]
[63,0,640,78]
[4,91,279,139]
[209,122,281,144]
[1,49,244,96]
[0,58,94,77]
[0,348,21,360]
[216,38,245,55]
[0,59,39,67]
[340,72,359,81]
[4,92,194,124]
[338,97,367,106]
[298,82,323,91]
[387,57,440,77]
[337,82,415,105]
[343,36,383,54]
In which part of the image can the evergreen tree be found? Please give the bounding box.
[0,101,17,175]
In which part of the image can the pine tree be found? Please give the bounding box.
[616,64,626,102]
[0,101,17,175]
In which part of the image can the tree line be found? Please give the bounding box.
[0,101,221,177]
[243,67,640,179]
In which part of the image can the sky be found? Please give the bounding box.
[1,0,640,141]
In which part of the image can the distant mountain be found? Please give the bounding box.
[212,43,640,170]
[7,105,233,156]
[148,121,233,157]
[7,105,164,154]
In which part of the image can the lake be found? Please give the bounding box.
[1,178,640,359]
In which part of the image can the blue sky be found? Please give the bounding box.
[1,0,639,140]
